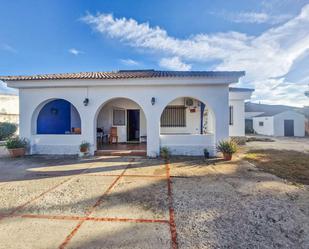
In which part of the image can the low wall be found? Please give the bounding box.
[31,135,83,154]
[160,134,215,156]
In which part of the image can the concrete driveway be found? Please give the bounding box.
[0,153,308,249]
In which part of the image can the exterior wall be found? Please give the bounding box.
[18,81,230,157]
[229,99,245,136]
[160,134,215,156]
[273,111,305,137]
[229,91,253,137]
[253,116,274,136]
[97,98,147,142]
[0,94,19,123]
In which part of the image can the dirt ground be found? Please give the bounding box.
[0,141,309,248]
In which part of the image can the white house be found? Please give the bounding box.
[0,70,252,157]
[253,111,305,137]
[245,102,306,137]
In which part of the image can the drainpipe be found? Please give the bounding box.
[200,102,205,134]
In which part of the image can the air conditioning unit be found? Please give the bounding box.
[185,98,194,107]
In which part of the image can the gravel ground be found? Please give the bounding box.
[170,157,309,248]
[0,148,308,248]
[246,136,309,153]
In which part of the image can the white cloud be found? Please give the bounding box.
[217,11,291,24]
[0,43,17,53]
[159,57,191,71]
[68,48,84,56]
[83,4,309,107]
[120,58,139,66]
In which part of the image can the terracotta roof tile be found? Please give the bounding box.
[0,70,245,81]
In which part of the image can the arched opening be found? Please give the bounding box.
[95,98,147,154]
[36,99,81,134]
[159,97,216,156]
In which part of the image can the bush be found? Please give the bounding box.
[160,146,170,159]
[5,137,28,149]
[216,140,237,155]
[0,122,17,141]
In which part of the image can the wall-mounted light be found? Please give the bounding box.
[83,98,89,106]
[151,97,156,105]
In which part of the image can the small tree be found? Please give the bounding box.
[0,122,18,141]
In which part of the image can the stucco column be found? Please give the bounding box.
[79,105,96,155]
[146,112,161,157]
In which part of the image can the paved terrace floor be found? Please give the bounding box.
[0,150,308,248]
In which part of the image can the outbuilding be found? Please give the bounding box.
[253,110,305,137]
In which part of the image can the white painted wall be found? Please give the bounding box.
[274,111,305,137]
[96,98,147,142]
[229,99,245,136]
[229,91,252,137]
[160,134,215,156]
[253,116,274,136]
[13,78,236,157]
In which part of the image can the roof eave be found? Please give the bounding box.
[5,75,243,89]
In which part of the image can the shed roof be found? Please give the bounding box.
[246,103,303,117]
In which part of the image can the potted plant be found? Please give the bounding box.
[216,140,237,161]
[203,148,210,159]
[5,137,28,157]
[79,141,90,153]
[160,146,170,160]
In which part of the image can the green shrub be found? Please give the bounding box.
[160,146,170,159]
[5,137,28,149]
[216,140,237,155]
[0,122,17,141]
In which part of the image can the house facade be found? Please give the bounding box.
[0,70,252,157]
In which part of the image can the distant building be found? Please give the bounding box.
[0,93,19,124]
[245,102,307,137]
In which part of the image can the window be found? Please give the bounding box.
[259,121,264,126]
[229,106,233,125]
[113,109,125,126]
[161,106,186,127]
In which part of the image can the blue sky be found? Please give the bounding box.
[0,0,309,106]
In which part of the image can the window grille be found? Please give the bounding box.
[161,106,186,127]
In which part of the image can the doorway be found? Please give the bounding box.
[127,109,140,142]
[284,120,294,136]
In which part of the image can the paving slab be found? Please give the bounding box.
[66,220,171,249]
[91,177,169,220]
[124,159,166,176]
[0,217,78,249]
[15,176,118,216]
[0,176,71,216]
